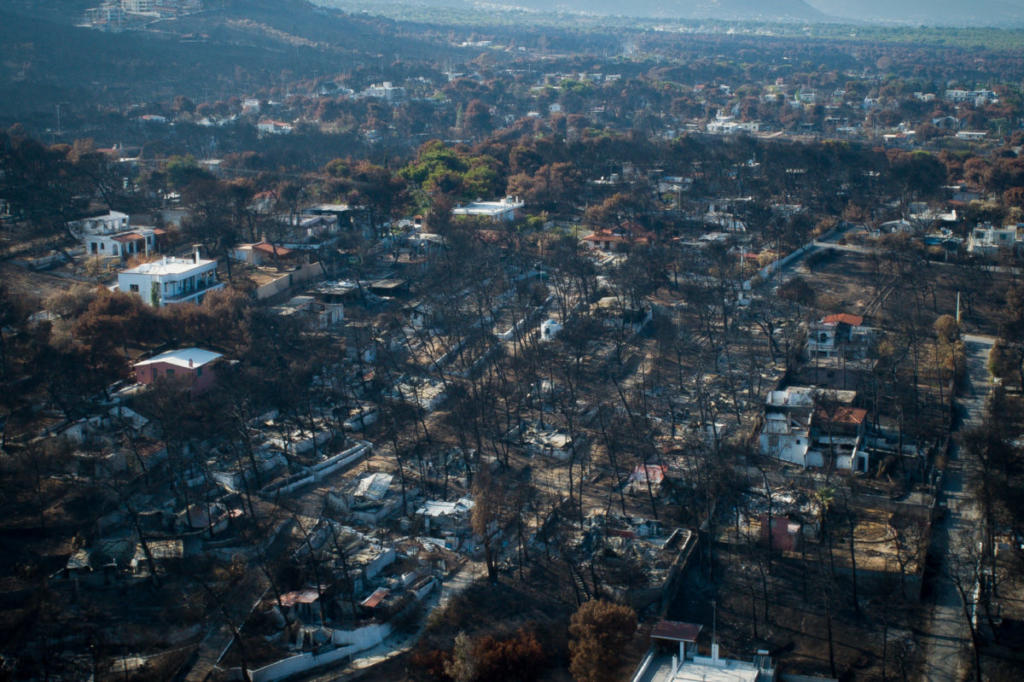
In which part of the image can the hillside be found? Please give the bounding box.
[806,0,1024,27]
[0,0,449,123]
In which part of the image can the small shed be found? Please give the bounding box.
[651,620,703,661]
[540,318,563,341]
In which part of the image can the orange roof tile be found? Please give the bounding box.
[360,587,390,609]
[651,620,702,642]
[815,405,868,426]
[822,313,864,326]
[253,241,293,257]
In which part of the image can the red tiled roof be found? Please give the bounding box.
[815,405,868,426]
[651,620,702,642]
[112,232,145,243]
[822,313,864,326]
[360,587,390,609]
[253,241,293,257]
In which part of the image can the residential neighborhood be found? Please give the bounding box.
[2,1,1024,681]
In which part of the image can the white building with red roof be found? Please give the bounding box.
[759,386,869,471]
[806,313,872,360]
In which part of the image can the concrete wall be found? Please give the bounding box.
[748,225,842,288]
[248,623,392,682]
[254,262,323,300]
[261,441,371,497]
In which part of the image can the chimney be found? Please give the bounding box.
[192,244,202,263]
[189,358,194,368]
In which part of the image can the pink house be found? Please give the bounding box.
[134,348,223,395]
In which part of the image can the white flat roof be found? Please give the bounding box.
[671,659,759,682]
[307,203,354,212]
[72,210,128,222]
[416,497,474,517]
[134,347,223,369]
[121,257,216,276]
[453,198,524,216]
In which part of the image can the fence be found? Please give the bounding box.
[247,623,392,682]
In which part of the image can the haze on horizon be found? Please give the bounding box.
[317,0,1024,28]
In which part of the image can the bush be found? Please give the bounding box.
[568,600,637,682]
[409,647,451,681]
[474,628,546,682]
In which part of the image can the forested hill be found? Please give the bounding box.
[0,0,449,121]
[807,0,1024,27]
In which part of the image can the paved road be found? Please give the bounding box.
[919,335,993,682]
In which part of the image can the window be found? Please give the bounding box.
[166,368,175,377]
[129,284,139,293]
[196,367,203,377]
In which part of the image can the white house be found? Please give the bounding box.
[68,211,161,260]
[967,224,1019,256]
[706,115,760,135]
[85,229,158,260]
[759,386,867,471]
[257,119,293,135]
[452,196,524,222]
[641,620,776,682]
[118,249,223,306]
[416,497,474,536]
[67,211,130,237]
[361,82,407,102]
[806,313,872,360]
[759,387,815,467]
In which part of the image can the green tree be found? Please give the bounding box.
[164,155,212,190]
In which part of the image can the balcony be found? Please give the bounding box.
[160,280,224,304]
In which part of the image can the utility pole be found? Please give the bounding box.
[712,598,717,646]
